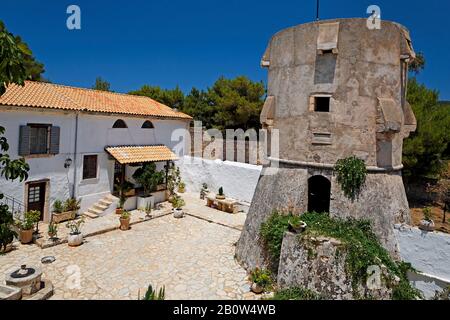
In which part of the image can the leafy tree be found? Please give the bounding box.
[92,77,111,91]
[0,21,46,93]
[129,85,184,110]
[409,52,425,75]
[129,76,266,130]
[207,76,265,131]
[403,78,450,178]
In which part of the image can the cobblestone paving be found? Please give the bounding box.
[0,205,257,300]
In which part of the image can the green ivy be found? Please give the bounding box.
[334,156,367,200]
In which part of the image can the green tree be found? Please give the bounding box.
[92,77,111,91]
[409,52,425,75]
[403,78,450,178]
[129,85,184,110]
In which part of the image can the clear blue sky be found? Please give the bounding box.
[2,0,449,99]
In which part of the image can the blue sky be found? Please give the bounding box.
[2,0,449,99]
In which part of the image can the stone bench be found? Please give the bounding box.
[206,194,238,214]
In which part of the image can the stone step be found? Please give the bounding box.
[83,211,99,219]
[93,203,109,211]
[98,199,113,206]
[88,207,103,215]
[106,194,118,202]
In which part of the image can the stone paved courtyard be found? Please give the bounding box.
[0,194,257,300]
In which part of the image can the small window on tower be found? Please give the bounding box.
[314,96,330,112]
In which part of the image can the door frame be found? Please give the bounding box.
[24,179,50,222]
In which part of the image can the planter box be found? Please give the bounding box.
[137,195,154,211]
[123,196,137,211]
[51,211,76,224]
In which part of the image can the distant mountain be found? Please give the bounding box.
[438,101,450,105]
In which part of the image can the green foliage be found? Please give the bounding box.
[0,126,30,184]
[0,203,16,252]
[422,207,432,221]
[121,210,131,219]
[114,180,134,208]
[66,217,85,235]
[92,77,111,91]
[403,78,450,179]
[129,76,265,130]
[132,163,164,196]
[142,284,165,300]
[250,268,273,289]
[0,21,46,94]
[271,287,324,300]
[16,210,40,230]
[299,212,421,300]
[63,198,81,212]
[171,195,185,209]
[48,222,58,237]
[129,85,184,111]
[260,212,302,269]
[166,165,181,196]
[52,200,63,213]
[409,52,425,75]
[334,156,367,201]
[218,187,224,196]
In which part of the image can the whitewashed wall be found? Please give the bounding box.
[177,156,262,203]
[0,107,189,219]
[395,225,450,298]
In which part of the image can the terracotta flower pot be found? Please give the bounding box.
[216,194,226,200]
[48,232,57,239]
[68,233,83,247]
[120,217,130,231]
[20,229,33,244]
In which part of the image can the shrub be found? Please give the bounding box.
[52,200,63,213]
[0,203,16,252]
[260,211,301,269]
[171,195,185,209]
[422,207,432,221]
[16,210,40,230]
[142,284,165,300]
[250,268,273,290]
[271,287,324,300]
[132,163,164,196]
[218,187,224,196]
[334,156,367,200]
[63,198,81,212]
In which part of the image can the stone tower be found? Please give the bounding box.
[236,18,417,270]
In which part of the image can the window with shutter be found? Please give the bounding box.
[29,124,50,155]
[83,155,98,180]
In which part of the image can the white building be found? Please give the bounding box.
[0,81,191,222]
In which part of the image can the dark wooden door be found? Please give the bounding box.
[27,182,46,221]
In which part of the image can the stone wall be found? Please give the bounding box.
[176,156,262,204]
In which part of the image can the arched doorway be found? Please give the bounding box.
[307,175,331,213]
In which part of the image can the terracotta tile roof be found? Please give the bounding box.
[105,145,178,164]
[0,81,192,120]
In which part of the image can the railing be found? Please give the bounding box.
[0,193,25,217]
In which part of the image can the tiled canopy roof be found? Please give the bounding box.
[105,145,178,164]
[0,81,192,120]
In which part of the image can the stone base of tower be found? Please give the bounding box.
[235,165,411,271]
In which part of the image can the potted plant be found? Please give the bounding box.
[166,164,181,201]
[48,222,58,239]
[16,210,40,244]
[171,195,185,218]
[52,198,80,223]
[200,183,209,200]
[288,217,307,234]
[143,203,152,219]
[250,268,272,294]
[115,180,133,214]
[133,163,164,210]
[66,217,85,247]
[119,211,131,231]
[178,181,186,193]
[419,207,435,232]
[216,187,225,200]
